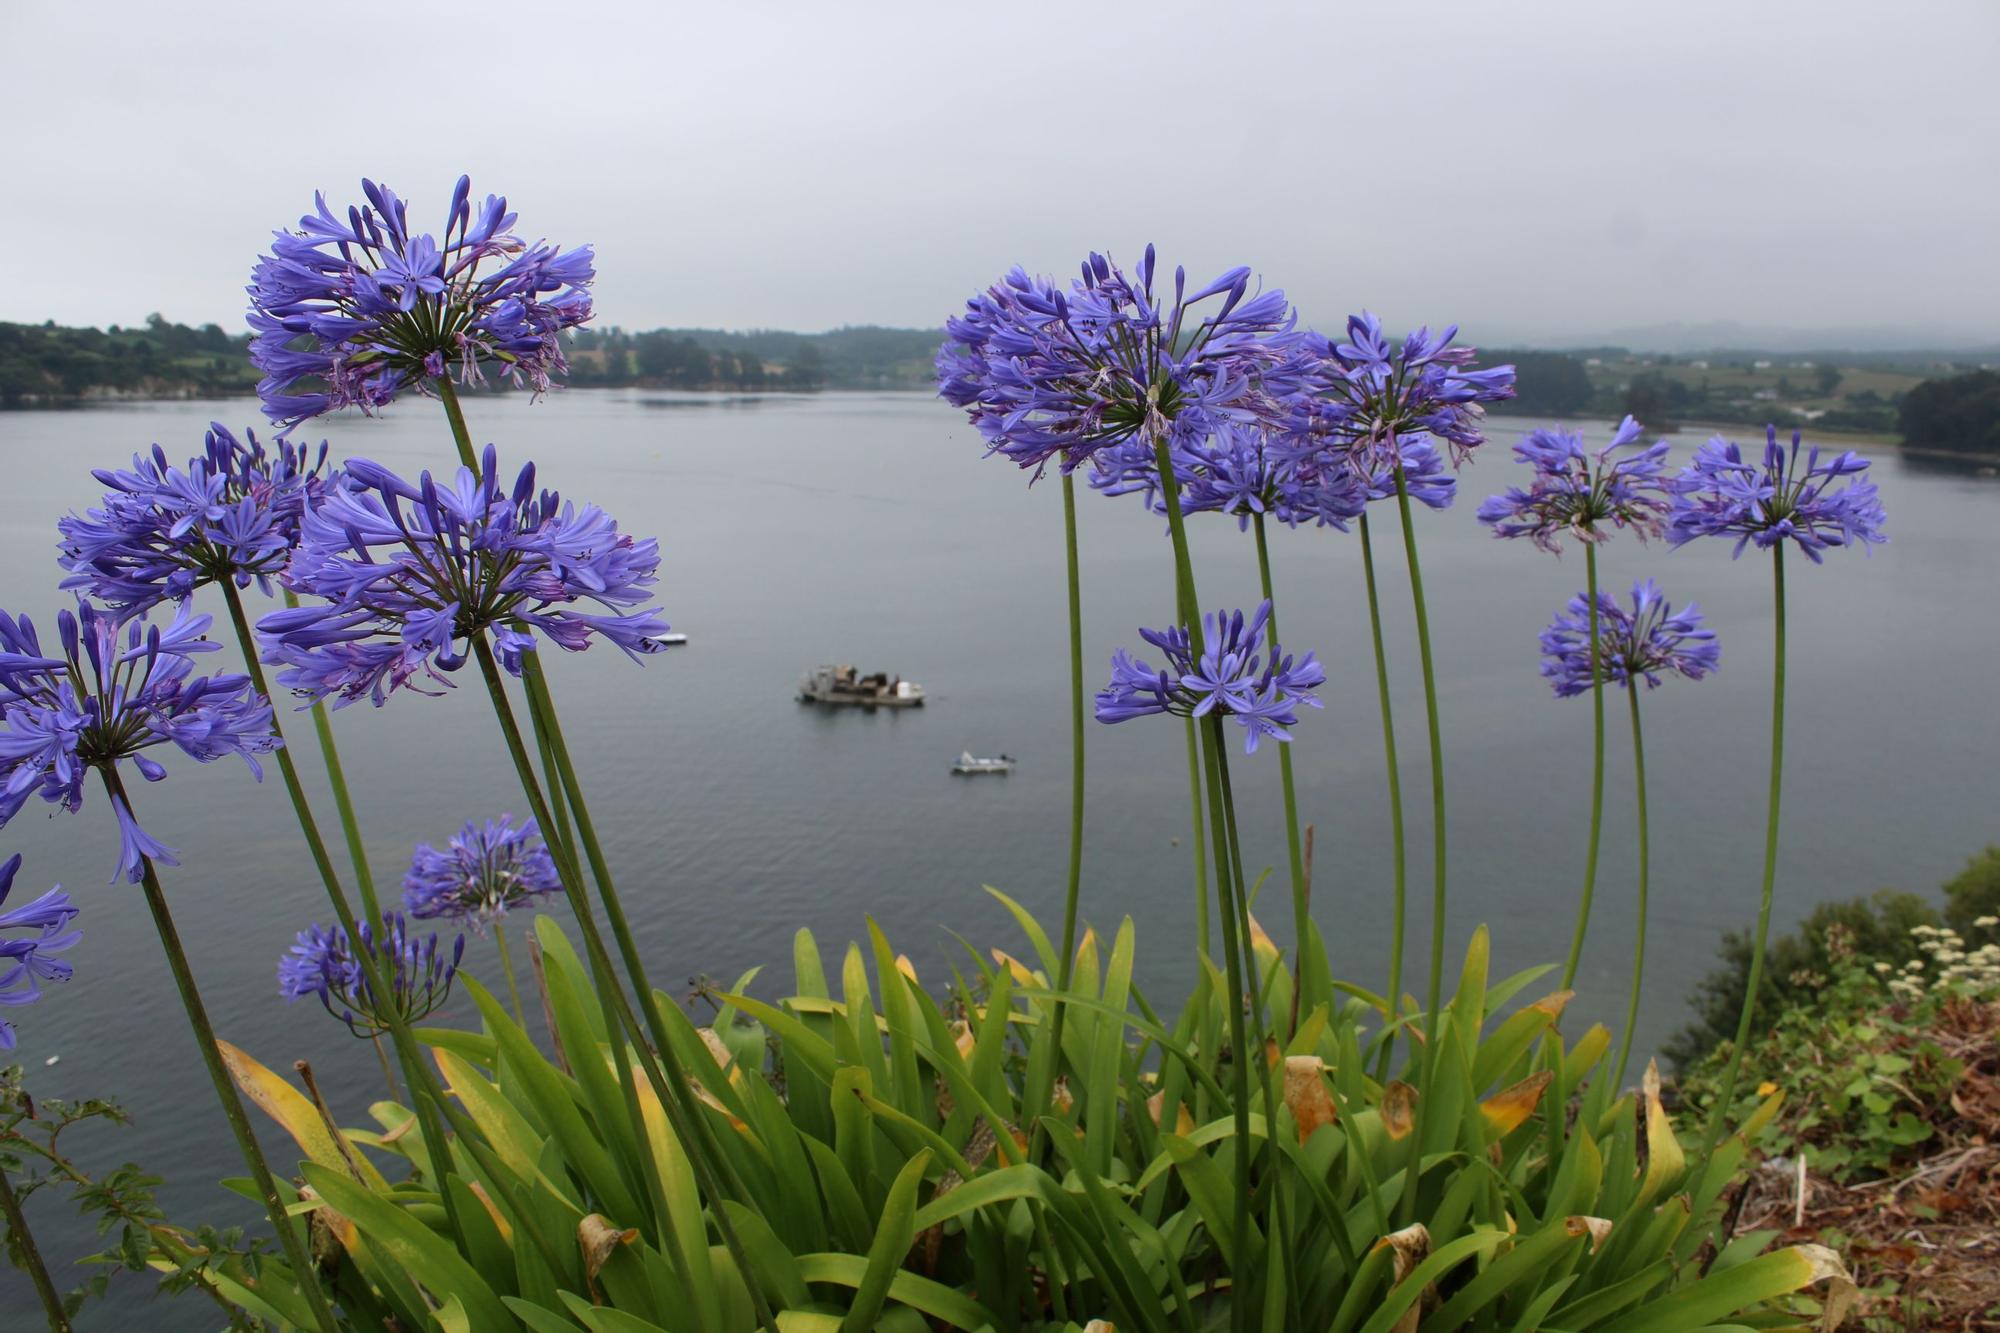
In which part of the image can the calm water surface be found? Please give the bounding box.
[3,390,1995,1326]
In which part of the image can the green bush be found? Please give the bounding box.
[1661,890,1937,1071]
[1942,844,2000,937]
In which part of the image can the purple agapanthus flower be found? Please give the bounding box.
[58,424,332,609]
[248,176,595,424]
[278,911,463,1037]
[1286,312,1516,470]
[402,814,562,930]
[0,855,81,1051]
[0,600,280,882]
[1666,426,1887,562]
[258,446,668,708]
[1095,600,1324,754]
[1540,579,1720,697]
[937,247,1301,480]
[1477,415,1671,554]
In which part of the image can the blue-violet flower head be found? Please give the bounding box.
[402,814,562,930]
[59,424,332,610]
[257,446,669,709]
[248,176,594,424]
[0,600,279,882]
[1666,426,1887,562]
[0,854,81,1051]
[1540,579,1720,697]
[1095,600,1324,753]
[1477,415,1670,554]
[277,911,464,1037]
[938,247,1301,480]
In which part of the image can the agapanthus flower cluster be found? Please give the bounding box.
[1476,415,1670,553]
[248,176,595,423]
[277,911,463,1037]
[1090,426,1454,533]
[937,247,1300,479]
[402,814,562,930]
[0,854,80,1050]
[1286,312,1516,469]
[0,601,280,881]
[1095,601,1324,753]
[258,445,668,708]
[1667,426,1887,561]
[1540,580,1719,698]
[58,423,332,609]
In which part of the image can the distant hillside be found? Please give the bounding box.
[0,315,258,406]
[0,318,946,406]
[567,325,940,391]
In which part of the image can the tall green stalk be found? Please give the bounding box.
[428,376,773,1321]
[282,588,383,922]
[1702,544,1787,1156]
[216,582,468,1248]
[97,771,339,1333]
[1152,435,1262,1331]
[1559,543,1606,990]
[1184,718,1211,959]
[471,642,778,1333]
[1613,684,1651,1092]
[1039,472,1087,1110]
[1359,513,1409,1082]
[1389,463,1448,1224]
[1,1166,72,1333]
[1251,512,1310,1028]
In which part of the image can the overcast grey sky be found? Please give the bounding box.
[3,0,1995,345]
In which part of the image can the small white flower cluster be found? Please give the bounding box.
[1885,919,2000,1002]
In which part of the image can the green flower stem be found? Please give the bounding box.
[1613,684,1651,1092]
[282,589,384,923]
[1359,513,1410,1083]
[430,378,762,1307]
[1197,720,1256,1333]
[1559,543,1607,990]
[493,918,527,1028]
[217,582,466,1247]
[1389,463,1447,1225]
[0,1165,72,1333]
[1152,434,1261,1329]
[1703,543,1787,1157]
[471,641,778,1333]
[1252,512,1311,1032]
[435,377,481,470]
[1036,472,1088,1123]
[1184,717,1211,960]
[97,770,339,1333]
[368,1033,399,1102]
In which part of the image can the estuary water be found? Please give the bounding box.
[2,390,1995,1325]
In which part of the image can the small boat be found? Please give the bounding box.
[799,664,924,708]
[952,752,1014,775]
[649,632,689,647]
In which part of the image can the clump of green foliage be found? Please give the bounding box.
[0,1065,270,1327]
[1664,846,2000,1073]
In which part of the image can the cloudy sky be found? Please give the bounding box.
[4,0,1994,345]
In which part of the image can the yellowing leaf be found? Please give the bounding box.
[1479,1070,1553,1138]
[1530,989,1576,1021]
[1639,1060,1685,1200]
[990,949,1040,989]
[216,1039,387,1191]
[1382,1080,1418,1141]
[579,1213,639,1300]
[894,953,919,984]
[1567,1215,1613,1253]
[1147,1089,1195,1136]
[1283,1056,1338,1143]
[949,1019,976,1061]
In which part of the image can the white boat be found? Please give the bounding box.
[649,632,689,646]
[951,751,1014,775]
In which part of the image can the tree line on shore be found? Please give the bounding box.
[6,316,1998,453]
